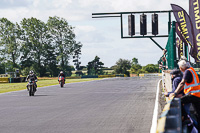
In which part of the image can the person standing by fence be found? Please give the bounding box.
[164,69,183,97]
[170,60,200,131]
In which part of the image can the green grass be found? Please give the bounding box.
[0,78,102,93]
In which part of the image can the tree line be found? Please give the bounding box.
[85,56,159,76]
[111,57,159,76]
[0,16,82,77]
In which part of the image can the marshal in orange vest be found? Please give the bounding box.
[184,67,200,97]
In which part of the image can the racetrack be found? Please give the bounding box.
[0,77,160,133]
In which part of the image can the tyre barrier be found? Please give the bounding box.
[0,77,9,83]
[81,75,98,78]
[156,97,182,133]
[98,75,116,78]
[0,77,26,83]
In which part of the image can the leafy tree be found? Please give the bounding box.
[20,17,52,76]
[87,56,104,75]
[73,42,82,70]
[0,16,82,77]
[132,57,138,65]
[0,59,5,74]
[130,64,142,74]
[47,16,77,73]
[43,49,58,77]
[130,57,142,75]
[142,64,159,73]
[73,42,83,76]
[114,58,131,76]
[0,18,21,69]
[21,66,35,76]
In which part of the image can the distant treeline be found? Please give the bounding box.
[0,16,82,77]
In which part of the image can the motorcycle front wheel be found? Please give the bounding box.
[60,81,63,87]
[29,85,34,96]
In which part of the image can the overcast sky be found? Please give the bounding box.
[0,0,189,67]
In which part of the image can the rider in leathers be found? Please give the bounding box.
[58,71,65,84]
[26,70,37,91]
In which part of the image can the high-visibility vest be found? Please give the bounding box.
[184,67,200,97]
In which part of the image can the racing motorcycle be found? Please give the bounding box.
[27,79,37,96]
[59,76,65,87]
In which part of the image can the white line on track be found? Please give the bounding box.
[150,79,162,133]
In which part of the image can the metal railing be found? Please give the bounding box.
[156,97,182,133]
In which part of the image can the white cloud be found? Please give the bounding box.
[75,25,96,33]
[33,0,40,7]
[0,0,192,67]
[52,0,72,8]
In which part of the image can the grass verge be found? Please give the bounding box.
[0,78,102,94]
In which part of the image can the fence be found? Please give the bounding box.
[156,70,198,132]
[156,97,182,133]
[139,73,162,77]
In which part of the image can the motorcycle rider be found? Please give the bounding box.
[26,70,37,91]
[58,71,65,84]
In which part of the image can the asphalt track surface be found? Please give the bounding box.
[0,77,161,133]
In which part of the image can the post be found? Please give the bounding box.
[166,21,177,69]
[172,21,177,68]
[168,12,171,34]
[120,14,123,38]
[185,44,188,60]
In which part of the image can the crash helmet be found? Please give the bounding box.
[29,70,34,75]
[60,71,63,74]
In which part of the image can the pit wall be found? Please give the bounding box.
[156,70,182,132]
[162,70,172,99]
[156,70,197,132]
